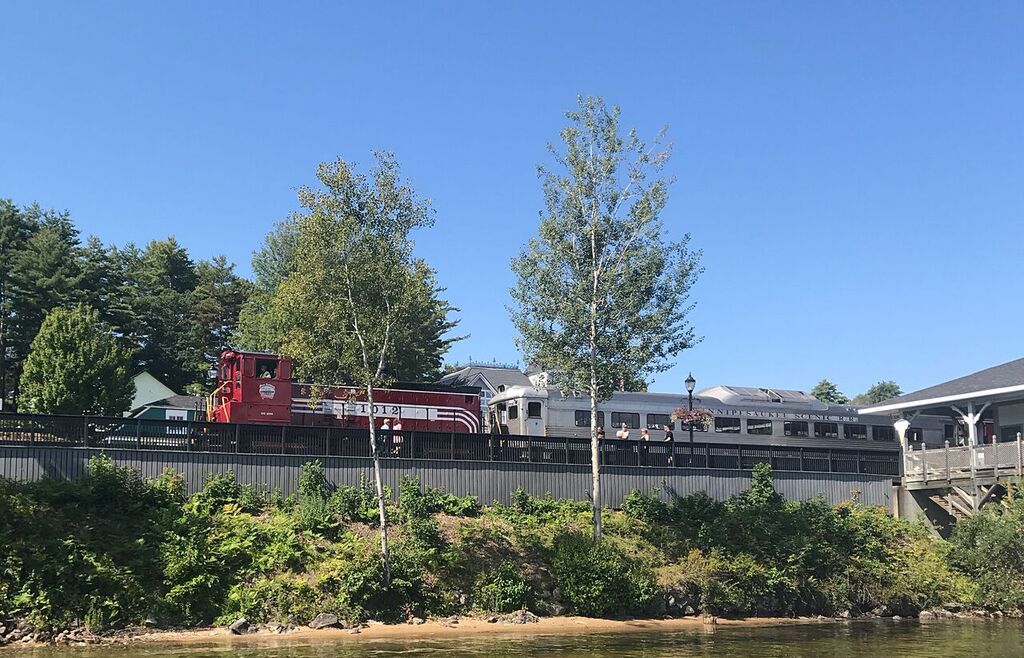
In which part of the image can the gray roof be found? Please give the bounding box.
[873,357,1024,408]
[439,366,531,392]
[149,394,207,410]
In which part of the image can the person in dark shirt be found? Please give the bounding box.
[663,424,674,442]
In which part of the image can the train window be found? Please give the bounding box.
[611,412,640,429]
[714,417,741,433]
[575,410,605,427]
[527,402,542,418]
[944,424,956,440]
[843,424,867,440]
[784,421,809,437]
[872,426,896,442]
[814,422,839,439]
[747,419,773,435]
[255,359,277,379]
[647,413,672,429]
[908,428,924,443]
[508,405,519,420]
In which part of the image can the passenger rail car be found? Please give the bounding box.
[489,384,948,450]
[208,350,481,433]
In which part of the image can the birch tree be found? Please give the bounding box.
[510,96,702,540]
[262,154,453,582]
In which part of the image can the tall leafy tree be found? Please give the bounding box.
[852,381,903,406]
[235,217,300,351]
[811,379,850,405]
[19,304,134,415]
[261,153,458,582]
[510,96,702,539]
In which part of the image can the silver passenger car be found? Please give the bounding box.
[488,384,947,449]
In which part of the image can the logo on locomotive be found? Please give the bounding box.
[258,383,276,400]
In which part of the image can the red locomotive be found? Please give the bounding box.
[207,350,481,433]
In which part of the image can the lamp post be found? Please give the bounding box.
[685,373,696,445]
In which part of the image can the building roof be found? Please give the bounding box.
[439,366,532,392]
[860,357,1024,414]
[147,394,207,410]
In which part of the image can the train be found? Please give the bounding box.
[488,383,958,450]
[206,350,482,433]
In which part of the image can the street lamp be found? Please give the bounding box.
[894,418,911,450]
[685,373,696,444]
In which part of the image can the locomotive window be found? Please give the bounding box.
[508,405,519,420]
[611,412,640,429]
[843,424,868,440]
[784,421,809,437]
[908,428,923,443]
[647,413,672,429]
[814,422,839,439]
[944,424,956,440]
[527,402,542,418]
[575,410,605,427]
[843,425,868,440]
[714,417,741,433]
[747,419,773,435]
[255,359,277,379]
[872,426,896,442]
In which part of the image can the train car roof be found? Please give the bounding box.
[490,384,866,415]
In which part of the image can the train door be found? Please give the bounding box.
[524,399,545,436]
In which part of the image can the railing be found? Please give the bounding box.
[0,412,900,476]
[903,437,1024,484]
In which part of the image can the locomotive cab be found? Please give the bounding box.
[208,350,293,424]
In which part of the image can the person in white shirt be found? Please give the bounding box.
[392,418,403,455]
[615,423,630,440]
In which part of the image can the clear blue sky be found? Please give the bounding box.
[2,2,1022,397]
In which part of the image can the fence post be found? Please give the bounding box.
[564,437,570,465]
[280,425,286,455]
[921,442,928,484]
[527,435,533,463]
[450,432,456,460]
[944,441,950,481]
[799,447,804,472]
[736,445,743,470]
[1017,432,1022,477]
[235,423,241,454]
[828,449,834,473]
[705,443,712,468]
[82,415,89,447]
[136,418,142,450]
[856,450,861,474]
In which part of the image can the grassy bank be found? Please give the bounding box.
[1,455,1019,637]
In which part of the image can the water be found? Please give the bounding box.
[5,620,1023,657]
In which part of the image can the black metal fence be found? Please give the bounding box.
[0,412,900,476]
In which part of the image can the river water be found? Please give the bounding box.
[4,620,1023,657]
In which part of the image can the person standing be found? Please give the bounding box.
[616,423,630,440]
[392,418,404,456]
[663,424,675,466]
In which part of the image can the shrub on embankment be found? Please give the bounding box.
[0,457,1002,637]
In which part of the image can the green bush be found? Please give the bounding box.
[551,531,656,616]
[474,561,532,612]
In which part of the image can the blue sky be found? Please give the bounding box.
[2,2,1022,398]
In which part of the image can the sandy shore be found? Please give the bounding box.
[124,615,827,648]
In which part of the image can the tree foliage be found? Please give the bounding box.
[509,96,702,538]
[852,381,903,406]
[19,304,135,415]
[0,199,250,406]
[811,379,849,405]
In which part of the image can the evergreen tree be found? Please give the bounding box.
[811,379,850,405]
[19,304,135,415]
[191,256,252,372]
[0,200,38,406]
[509,97,702,539]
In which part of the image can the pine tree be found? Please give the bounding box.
[811,379,850,405]
[19,304,134,415]
[191,255,252,372]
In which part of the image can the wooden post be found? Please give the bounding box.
[1017,432,1022,477]
[921,442,928,484]
[944,441,950,482]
